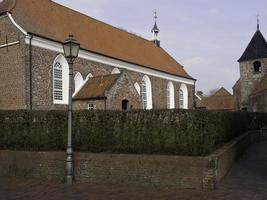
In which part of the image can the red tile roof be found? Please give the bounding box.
[73,74,120,100]
[197,88,236,110]
[0,0,194,80]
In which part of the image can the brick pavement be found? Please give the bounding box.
[1,141,267,200]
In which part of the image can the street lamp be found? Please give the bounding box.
[63,34,80,185]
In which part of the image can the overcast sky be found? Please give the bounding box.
[54,0,267,94]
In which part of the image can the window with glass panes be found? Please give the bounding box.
[179,89,184,108]
[53,62,63,101]
[141,80,147,109]
[167,84,170,109]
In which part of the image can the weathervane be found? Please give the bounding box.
[257,13,260,30]
[154,9,158,21]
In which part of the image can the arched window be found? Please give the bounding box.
[134,82,141,95]
[53,54,69,105]
[167,81,175,109]
[253,61,261,73]
[179,84,188,109]
[111,68,120,74]
[74,72,84,93]
[141,75,152,109]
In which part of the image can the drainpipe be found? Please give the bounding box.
[193,81,196,109]
[29,35,33,110]
[104,98,107,111]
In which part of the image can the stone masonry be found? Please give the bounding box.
[239,58,267,108]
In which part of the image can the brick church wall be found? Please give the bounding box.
[106,72,142,110]
[0,16,195,111]
[29,45,194,110]
[0,16,27,110]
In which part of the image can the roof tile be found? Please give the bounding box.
[1,0,193,79]
[238,30,267,62]
[73,74,120,100]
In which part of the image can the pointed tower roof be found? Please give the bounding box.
[152,22,159,34]
[238,29,267,62]
[151,9,160,34]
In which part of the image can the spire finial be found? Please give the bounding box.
[257,13,260,30]
[151,9,160,47]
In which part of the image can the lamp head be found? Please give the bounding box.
[63,34,80,63]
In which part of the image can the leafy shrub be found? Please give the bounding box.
[0,110,266,156]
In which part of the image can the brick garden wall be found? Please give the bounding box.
[0,131,266,190]
[0,150,209,189]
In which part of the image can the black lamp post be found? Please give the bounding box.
[63,34,80,185]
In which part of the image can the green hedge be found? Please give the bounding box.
[0,110,266,156]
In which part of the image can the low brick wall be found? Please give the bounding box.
[74,153,208,189]
[207,130,267,189]
[0,130,266,190]
[0,151,65,181]
[0,150,209,189]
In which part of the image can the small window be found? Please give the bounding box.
[253,61,261,73]
[88,103,95,110]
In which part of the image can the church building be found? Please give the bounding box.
[0,0,196,111]
[233,19,267,112]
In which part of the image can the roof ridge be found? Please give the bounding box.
[9,0,193,79]
[213,87,232,97]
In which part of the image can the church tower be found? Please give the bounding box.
[237,18,267,110]
[151,10,160,47]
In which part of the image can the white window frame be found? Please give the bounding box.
[111,68,120,74]
[134,82,141,95]
[141,75,152,110]
[167,81,175,109]
[74,72,84,93]
[53,54,69,105]
[179,84,188,109]
[88,103,95,110]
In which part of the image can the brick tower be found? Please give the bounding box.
[237,20,267,110]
